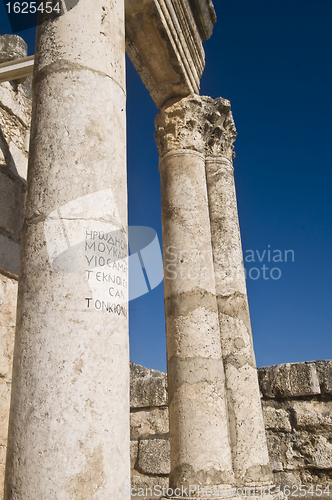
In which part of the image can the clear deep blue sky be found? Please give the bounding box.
[1,0,331,372]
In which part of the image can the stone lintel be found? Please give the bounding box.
[125,0,216,108]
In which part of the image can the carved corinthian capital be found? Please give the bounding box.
[155,95,237,161]
[203,96,237,160]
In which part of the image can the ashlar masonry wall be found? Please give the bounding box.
[130,361,332,496]
[259,361,332,491]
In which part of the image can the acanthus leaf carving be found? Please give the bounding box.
[155,95,237,161]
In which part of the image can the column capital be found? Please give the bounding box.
[155,95,237,161]
[203,96,237,161]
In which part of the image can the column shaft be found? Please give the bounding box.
[156,97,233,497]
[4,2,129,499]
[204,97,273,487]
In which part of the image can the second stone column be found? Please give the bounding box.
[203,96,274,491]
[155,96,233,498]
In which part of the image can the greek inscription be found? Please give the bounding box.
[85,297,127,317]
[84,228,128,311]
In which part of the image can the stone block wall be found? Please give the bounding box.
[130,361,332,496]
[259,361,332,492]
[0,35,31,494]
[130,363,170,493]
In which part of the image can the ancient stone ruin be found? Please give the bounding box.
[129,362,332,494]
[0,1,331,499]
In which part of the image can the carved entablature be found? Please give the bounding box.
[155,94,237,161]
[126,0,217,109]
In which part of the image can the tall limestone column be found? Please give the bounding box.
[155,96,233,498]
[4,2,130,499]
[203,96,274,489]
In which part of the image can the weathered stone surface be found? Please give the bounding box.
[266,432,285,472]
[131,363,165,379]
[291,401,332,431]
[267,431,332,471]
[225,363,273,484]
[0,143,5,164]
[155,95,235,161]
[259,362,321,398]
[0,274,17,496]
[0,445,6,498]
[129,362,332,490]
[7,140,29,180]
[138,438,170,475]
[294,434,332,470]
[0,275,17,379]
[0,91,30,182]
[131,440,139,470]
[131,407,169,439]
[0,235,20,277]
[0,171,23,236]
[4,1,130,499]
[130,363,168,408]
[0,36,30,496]
[323,361,332,394]
[274,470,331,499]
[273,471,301,491]
[156,96,234,490]
[203,94,273,488]
[18,76,33,100]
[316,360,332,395]
[0,384,11,444]
[0,81,32,127]
[262,405,291,433]
[0,35,27,63]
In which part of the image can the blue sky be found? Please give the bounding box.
[1,0,331,372]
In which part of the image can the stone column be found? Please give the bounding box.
[203,97,274,489]
[4,2,129,499]
[155,96,233,498]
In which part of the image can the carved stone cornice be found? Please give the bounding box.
[155,94,237,161]
[126,0,216,108]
